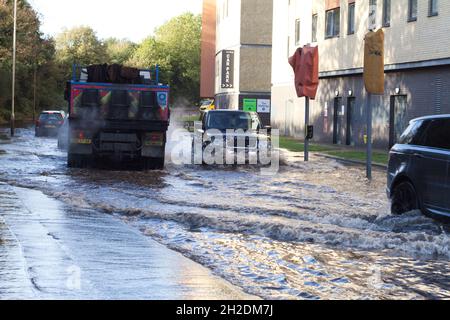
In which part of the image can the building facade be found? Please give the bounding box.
[200,0,217,99]
[214,0,274,125]
[272,0,450,148]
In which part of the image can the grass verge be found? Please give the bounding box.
[279,137,389,165]
[279,137,335,152]
[181,115,200,123]
[324,151,388,165]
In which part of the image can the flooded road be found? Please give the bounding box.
[0,127,449,300]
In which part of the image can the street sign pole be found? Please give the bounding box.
[33,65,37,122]
[11,0,17,137]
[304,97,310,162]
[366,93,372,180]
[363,29,384,181]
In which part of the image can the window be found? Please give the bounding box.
[325,8,340,38]
[429,0,438,16]
[348,3,355,35]
[383,0,391,27]
[369,0,377,30]
[399,120,424,145]
[39,113,64,121]
[216,2,220,25]
[295,19,301,45]
[408,0,418,22]
[312,14,318,42]
[419,119,450,150]
[287,36,290,59]
[223,0,229,19]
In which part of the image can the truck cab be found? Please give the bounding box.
[65,64,170,170]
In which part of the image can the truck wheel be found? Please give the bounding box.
[140,157,165,170]
[68,154,91,169]
[153,157,165,170]
[140,158,152,170]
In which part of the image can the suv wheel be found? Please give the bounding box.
[391,181,419,215]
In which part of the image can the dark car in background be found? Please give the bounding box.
[35,111,65,137]
[387,115,450,219]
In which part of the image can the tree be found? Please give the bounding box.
[129,13,202,105]
[0,7,202,122]
[0,0,63,122]
[55,26,108,71]
[0,0,41,66]
[104,38,136,65]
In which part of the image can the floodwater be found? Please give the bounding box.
[0,126,449,300]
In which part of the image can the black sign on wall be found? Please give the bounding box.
[221,50,234,89]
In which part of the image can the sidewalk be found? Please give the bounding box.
[0,184,255,300]
[279,137,389,168]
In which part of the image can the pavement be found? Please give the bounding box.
[0,183,255,300]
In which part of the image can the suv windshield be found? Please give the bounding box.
[207,112,257,131]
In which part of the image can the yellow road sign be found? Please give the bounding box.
[364,29,385,94]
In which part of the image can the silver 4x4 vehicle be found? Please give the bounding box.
[387,115,450,220]
[193,110,272,164]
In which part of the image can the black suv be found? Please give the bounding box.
[193,110,272,163]
[387,115,450,219]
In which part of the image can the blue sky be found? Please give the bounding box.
[28,0,203,42]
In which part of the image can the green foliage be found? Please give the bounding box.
[129,13,202,104]
[55,26,108,78]
[0,0,63,122]
[325,151,389,165]
[279,137,335,152]
[104,38,136,65]
[0,6,202,123]
[279,137,389,165]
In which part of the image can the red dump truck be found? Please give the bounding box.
[64,64,170,170]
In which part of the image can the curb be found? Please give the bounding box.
[316,153,388,170]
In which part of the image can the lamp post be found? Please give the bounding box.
[11,0,17,137]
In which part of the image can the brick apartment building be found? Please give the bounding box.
[200,0,274,125]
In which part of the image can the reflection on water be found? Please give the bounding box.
[0,127,449,299]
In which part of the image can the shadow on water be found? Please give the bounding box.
[67,166,169,189]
